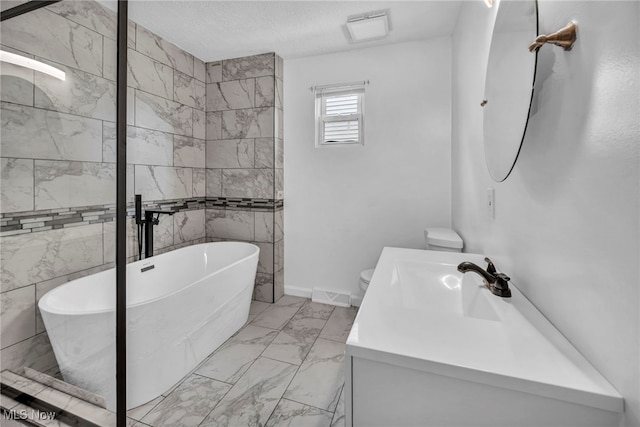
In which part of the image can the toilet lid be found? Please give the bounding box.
[360,268,375,284]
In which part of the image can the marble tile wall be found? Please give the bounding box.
[0,0,208,374]
[205,53,284,303]
[1,3,287,378]
[1,0,207,217]
[273,52,285,304]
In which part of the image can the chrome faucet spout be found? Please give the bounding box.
[457,258,512,298]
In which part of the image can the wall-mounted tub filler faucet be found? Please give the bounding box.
[135,195,175,259]
[457,257,512,298]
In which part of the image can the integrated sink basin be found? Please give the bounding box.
[390,259,500,321]
[344,247,623,427]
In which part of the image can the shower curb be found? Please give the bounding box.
[22,367,107,409]
[0,370,115,426]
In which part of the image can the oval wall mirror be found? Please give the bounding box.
[483,0,538,182]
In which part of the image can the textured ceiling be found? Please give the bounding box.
[111,1,462,62]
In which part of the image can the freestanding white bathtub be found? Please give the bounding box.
[38,241,259,411]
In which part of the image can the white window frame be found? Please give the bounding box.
[314,82,366,147]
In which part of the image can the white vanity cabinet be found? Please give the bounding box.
[344,248,623,427]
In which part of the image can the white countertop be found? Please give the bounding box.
[346,247,624,413]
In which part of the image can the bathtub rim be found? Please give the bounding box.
[38,241,260,316]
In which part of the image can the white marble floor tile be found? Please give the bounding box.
[319,307,357,343]
[250,300,271,316]
[0,393,21,411]
[159,319,241,395]
[127,396,164,421]
[251,299,305,330]
[160,362,200,397]
[283,338,345,412]
[331,387,345,427]
[262,314,327,365]
[265,398,334,427]
[161,378,183,398]
[200,357,298,427]
[2,297,349,427]
[297,301,335,321]
[141,374,230,427]
[8,382,116,426]
[2,418,29,427]
[2,402,65,427]
[275,295,307,307]
[195,325,278,384]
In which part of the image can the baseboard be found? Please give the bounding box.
[350,294,363,307]
[284,285,312,299]
[312,288,351,307]
[285,285,363,308]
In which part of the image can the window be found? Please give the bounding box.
[315,82,365,147]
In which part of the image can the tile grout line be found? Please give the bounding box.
[0,330,48,353]
[261,299,335,366]
[266,301,337,422]
[128,395,165,423]
[191,372,234,387]
[196,307,288,427]
[254,300,309,426]
[145,299,338,427]
[43,4,117,48]
[157,346,228,401]
[115,301,336,426]
[331,385,345,425]
[296,304,347,416]
[195,350,263,425]
[264,396,285,426]
[32,284,37,344]
[194,378,244,425]
[282,396,337,414]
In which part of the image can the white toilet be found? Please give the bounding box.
[359,268,375,293]
[359,227,463,295]
[424,227,463,252]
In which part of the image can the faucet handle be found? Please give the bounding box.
[495,272,510,282]
[484,257,497,275]
[493,272,511,296]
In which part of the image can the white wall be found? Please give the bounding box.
[452,1,639,425]
[284,39,452,299]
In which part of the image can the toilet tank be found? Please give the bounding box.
[424,228,463,252]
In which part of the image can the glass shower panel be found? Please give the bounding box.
[123,2,214,422]
[1,1,119,423]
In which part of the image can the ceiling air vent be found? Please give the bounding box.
[346,10,389,43]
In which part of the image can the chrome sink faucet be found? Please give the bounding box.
[457,257,512,298]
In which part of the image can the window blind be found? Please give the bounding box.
[315,83,365,146]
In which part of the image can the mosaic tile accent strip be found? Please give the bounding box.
[206,197,283,210]
[0,197,282,236]
[133,197,207,216]
[0,206,116,236]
